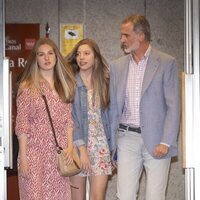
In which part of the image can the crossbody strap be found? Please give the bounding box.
[42,95,62,151]
[42,95,80,170]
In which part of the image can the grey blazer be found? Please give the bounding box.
[109,48,181,158]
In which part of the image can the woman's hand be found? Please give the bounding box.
[63,147,74,165]
[111,149,117,170]
[79,146,90,172]
[19,157,29,178]
[18,134,29,178]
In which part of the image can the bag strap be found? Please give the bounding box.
[42,95,81,172]
[42,95,62,151]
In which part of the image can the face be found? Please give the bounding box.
[36,44,56,73]
[120,22,141,54]
[76,44,95,73]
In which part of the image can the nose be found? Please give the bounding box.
[44,54,49,60]
[120,35,125,43]
[79,53,84,59]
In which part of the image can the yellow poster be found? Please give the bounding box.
[60,24,83,57]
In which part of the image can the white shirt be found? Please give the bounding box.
[120,46,151,127]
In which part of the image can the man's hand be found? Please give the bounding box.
[153,144,169,158]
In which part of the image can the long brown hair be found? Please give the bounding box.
[18,37,75,103]
[66,38,110,109]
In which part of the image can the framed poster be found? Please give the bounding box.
[5,23,40,173]
[60,23,83,57]
[5,23,40,200]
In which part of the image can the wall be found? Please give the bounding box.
[5,0,184,199]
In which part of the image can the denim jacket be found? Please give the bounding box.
[72,74,112,151]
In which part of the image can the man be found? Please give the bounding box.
[109,14,180,200]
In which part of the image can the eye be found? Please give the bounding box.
[85,52,90,55]
[49,51,55,55]
[37,52,44,57]
[76,52,80,57]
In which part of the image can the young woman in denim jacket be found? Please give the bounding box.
[66,38,112,200]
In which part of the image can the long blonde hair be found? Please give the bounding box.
[66,38,110,109]
[18,37,75,103]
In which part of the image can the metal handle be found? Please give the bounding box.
[3,58,13,169]
[185,168,195,200]
[184,0,193,74]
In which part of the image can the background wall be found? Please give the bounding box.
[5,0,184,199]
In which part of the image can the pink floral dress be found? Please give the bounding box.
[80,89,112,176]
[15,82,72,200]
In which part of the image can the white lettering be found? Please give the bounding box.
[9,59,15,68]
[6,39,17,45]
[18,58,27,67]
[5,44,21,51]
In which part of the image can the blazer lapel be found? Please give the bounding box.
[116,55,130,113]
[141,49,160,97]
[119,57,130,91]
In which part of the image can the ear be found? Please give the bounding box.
[138,32,145,42]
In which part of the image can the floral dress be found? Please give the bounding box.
[80,89,111,176]
[15,82,72,200]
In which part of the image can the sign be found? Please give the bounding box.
[5,24,40,131]
[60,24,83,57]
[5,24,39,178]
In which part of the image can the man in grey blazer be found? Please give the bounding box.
[110,14,180,200]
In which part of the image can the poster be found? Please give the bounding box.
[60,24,83,57]
[5,24,40,173]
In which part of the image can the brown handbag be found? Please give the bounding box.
[42,95,81,177]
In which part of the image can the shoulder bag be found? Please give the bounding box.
[42,95,81,177]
